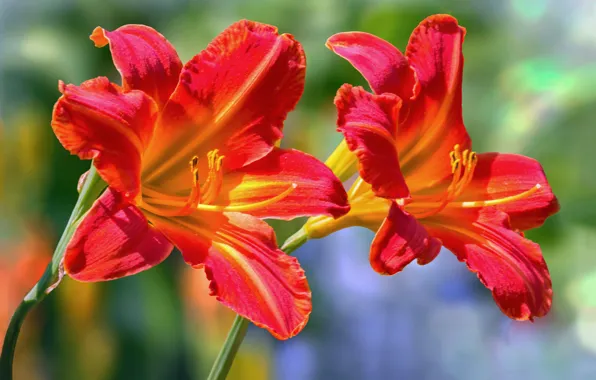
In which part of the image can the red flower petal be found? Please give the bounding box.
[457,153,560,231]
[220,148,350,220]
[153,211,311,339]
[335,84,410,199]
[64,188,173,281]
[52,77,158,198]
[406,15,465,102]
[326,31,417,99]
[424,208,552,320]
[143,20,305,184]
[90,25,182,108]
[397,15,470,192]
[370,202,441,275]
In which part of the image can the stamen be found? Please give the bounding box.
[190,156,199,169]
[408,144,478,219]
[406,144,541,218]
[140,150,297,217]
[451,151,477,199]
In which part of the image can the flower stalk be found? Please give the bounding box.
[206,228,309,380]
[0,165,106,379]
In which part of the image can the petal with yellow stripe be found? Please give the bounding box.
[219,148,349,220]
[151,211,312,339]
[143,20,306,185]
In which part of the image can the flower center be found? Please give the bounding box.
[405,144,541,219]
[197,149,226,206]
[141,149,296,217]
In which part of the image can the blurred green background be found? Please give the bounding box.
[1,0,596,379]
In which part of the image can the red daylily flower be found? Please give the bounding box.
[51,20,349,339]
[307,14,559,320]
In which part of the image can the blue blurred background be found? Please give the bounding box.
[1,0,596,379]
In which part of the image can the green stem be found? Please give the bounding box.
[0,165,106,379]
[206,315,249,380]
[280,227,308,254]
[206,227,309,380]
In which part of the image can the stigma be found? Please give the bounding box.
[406,145,541,219]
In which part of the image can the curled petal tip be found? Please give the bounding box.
[325,33,348,49]
[58,80,66,94]
[90,26,109,47]
[76,170,90,193]
[420,14,460,28]
[324,36,336,50]
[430,13,459,22]
[416,14,467,39]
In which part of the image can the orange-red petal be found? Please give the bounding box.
[90,25,182,108]
[405,15,465,104]
[220,148,349,220]
[64,188,173,281]
[457,153,560,231]
[370,202,441,275]
[335,84,410,199]
[397,15,470,192]
[424,208,552,320]
[143,20,305,185]
[326,31,417,99]
[52,77,158,199]
[152,211,311,339]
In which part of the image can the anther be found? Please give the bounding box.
[190,155,199,170]
[200,149,225,205]
[451,159,460,174]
